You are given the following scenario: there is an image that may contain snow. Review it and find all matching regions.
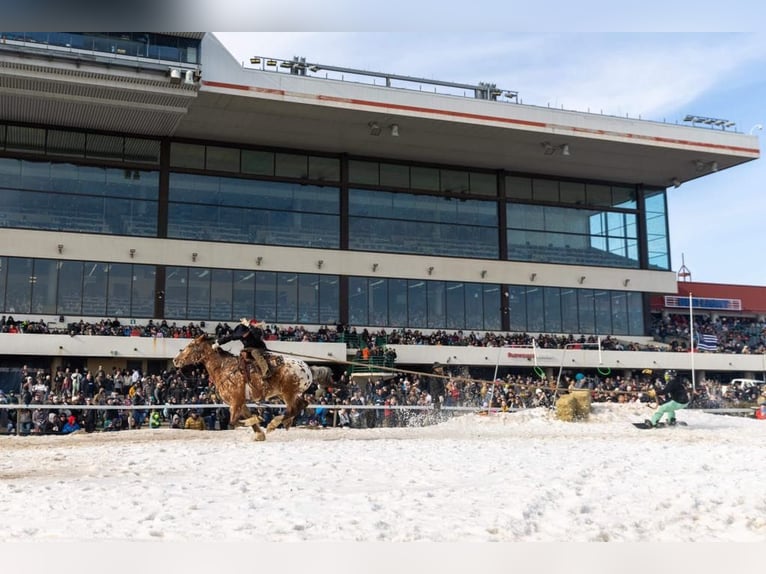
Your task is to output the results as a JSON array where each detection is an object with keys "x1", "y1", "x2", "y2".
[{"x1": 1, "y1": 403, "x2": 764, "y2": 570}]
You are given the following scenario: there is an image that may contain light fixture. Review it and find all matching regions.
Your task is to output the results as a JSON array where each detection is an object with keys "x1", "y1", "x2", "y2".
[
  {"x1": 372, "y1": 263, "x2": 379, "y2": 272},
  {"x1": 317, "y1": 260, "x2": 324, "y2": 269},
  {"x1": 694, "y1": 160, "x2": 718, "y2": 173},
  {"x1": 390, "y1": 124, "x2": 400, "y2": 137},
  {"x1": 529, "y1": 273, "x2": 536, "y2": 282},
  {"x1": 168, "y1": 68, "x2": 181, "y2": 84},
  {"x1": 266, "y1": 59, "x2": 277, "y2": 67},
  {"x1": 541, "y1": 141, "x2": 571, "y2": 156},
  {"x1": 670, "y1": 178, "x2": 681, "y2": 188},
  {"x1": 749, "y1": 124, "x2": 763, "y2": 135},
  {"x1": 480, "y1": 270, "x2": 487, "y2": 278},
  {"x1": 192, "y1": 252, "x2": 198, "y2": 262},
  {"x1": 578, "y1": 276, "x2": 586, "y2": 284},
  {"x1": 623, "y1": 278, "x2": 630, "y2": 287},
  {"x1": 427, "y1": 266, "x2": 434, "y2": 276},
  {"x1": 256, "y1": 256, "x2": 263, "y2": 266},
  {"x1": 57, "y1": 244, "x2": 63, "y2": 254},
  {"x1": 184, "y1": 70, "x2": 196, "y2": 85},
  {"x1": 368, "y1": 121, "x2": 382, "y2": 136},
  {"x1": 250, "y1": 57, "x2": 261, "y2": 65},
  {"x1": 129, "y1": 248, "x2": 136, "y2": 258}
]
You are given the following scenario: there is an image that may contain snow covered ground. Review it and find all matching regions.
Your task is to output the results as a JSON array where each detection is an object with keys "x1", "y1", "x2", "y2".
[{"x1": 1, "y1": 403, "x2": 764, "y2": 571}]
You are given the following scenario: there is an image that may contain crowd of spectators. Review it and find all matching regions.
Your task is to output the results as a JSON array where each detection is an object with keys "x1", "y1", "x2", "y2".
[{"x1": 651, "y1": 312, "x2": 766, "y2": 354}]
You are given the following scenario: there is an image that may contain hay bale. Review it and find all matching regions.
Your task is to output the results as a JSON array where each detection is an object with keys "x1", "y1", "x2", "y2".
[
  {"x1": 571, "y1": 389, "x2": 591, "y2": 420},
  {"x1": 555, "y1": 394, "x2": 577, "y2": 421}
]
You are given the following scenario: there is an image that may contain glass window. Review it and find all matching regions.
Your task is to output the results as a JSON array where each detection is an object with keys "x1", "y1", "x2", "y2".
[
  {"x1": 6, "y1": 257, "x2": 33, "y2": 314},
  {"x1": 47, "y1": 130, "x2": 86, "y2": 158},
  {"x1": 388, "y1": 279, "x2": 408, "y2": 327},
  {"x1": 526, "y1": 286, "x2": 544, "y2": 332},
  {"x1": 348, "y1": 160, "x2": 379, "y2": 185},
  {"x1": 242, "y1": 150, "x2": 274, "y2": 176},
  {"x1": 369, "y1": 278, "x2": 388, "y2": 326},
  {"x1": 57, "y1": 261, "x2": 83, "y2": 315},
  {"x1": 348, "y1": 277, "x2": 367, "y2": 325},
  {"x1": 170, "y1": 142, "x2": 205, "y2": 169},
  {"x1": 543, "y1": 287, "x2": 562, "y2": 333},
  {"x1": 206, "y1": 146, "x2": 240, "y2": 173},
  {"x1": 6, "y1": 126, "x2": 45, "y2": 154},
  {"x1": 124, "y1": 138, "x2": 161, "y2": 164},
  {"x1": 465, "y1": 283, "x2": 484, "y2": 330},
  {"x1": 586, "y1": 183, "x2": 612, "y2": 206},
  {"x1": 410, "y1": 166, "x2": 439, "y2": 191},
  {"x1": 308, "y1": 156, "x2": 340, "y2": 182},
  {"x1": 611, "y1": 291, "x2": 628, "y2": 334},
  {"x1": 164, "y1": 267, "x2": 188, "y2": 319},
  {"x1": 645, "y1": 189, "x2": 669, "y2": 270},
  {"x1": 506, "y1": 176, "x2": 532, "y2": 200},
  {"x1": 408, "y1": 280, "x2": 426, "y2": 327},
  {"x1": 427, "y1": 280, "x2": 446, "y2": 328},
  {"x1": 560, "y1": 288, "x2": 578, "y2": 333},
  {"x1": 577, "y1": 289, "x2": 595, "y2": 334},
  {"x1": 445, "y1": 282, "x2": 465, "y2": 330},
  {"x1": 319, "y1": 275, "x2": 339, "y2": 324},
  {"x1": 231, "y1": 270, "x2": 255, "y2": 319},
  {"x1": 559, "y1": 180, "x2": 586, "y2": 205},
  {"x1": 0, "y1": 124, "x2": 5, "y2": 150},
  {"x1": 440, "y1": 170, "x2": 469, "y2": 193},
  {"x1": 276, "y1": 272, "x2": 298, "y2": 323},
  {"x1": 627, "y1": 291, "x2": 644, "y2": 336},
  {"x1": 298, "y1": 274, "x2": 319, "y2": 324},
  {"x1": 106, "y1": 263, "x2": 132, "y2": 317},
  {"x1": 187, "y1": 268, "x2": 211, "y2": 319},
  {"x1": 532, "y1": 179, "x2": 558, "y2": 202},
  {"x1": 507, "y1": 286, "x2": 526, "y2": 332},
  {"x1": 483, "y1": 285, "x2": 501, "y2": 331},
  {"x1": 469, "y1": 172, "x2": 497, "y2": 197},
  {"x1": 275, "y1": 153, "x2": 308, "y2": 179},
  {"x1": 86, "y1": 134, "x2": 123, "y2": 161},
  {"x1": 29, "y1": 259, "x2": 57, "y2": 314},
  {"x1": 131, "y1": 265, "x2": 156, "y2": 318},
  {"x1": 0, "y1": 257, "x2": 6, "y2": 311},
  {"x1": 380, "y1": 163, "x2": 409, "y2": 188},
  {"x1": 613, "y1": 186, "x2": 637, "y2": 209},
  {"x1": 255, "y1": 271, "x2": 277, "y2": 323},
  {"x1": 82, "y1": 262, "x2": 108, "y2": 316},
  {"x1": 594, "y1": 290, "x2": 611, "y2": 335},
  {"x1": 210, "y1": 269, "x2": 233, "y2": 320}
]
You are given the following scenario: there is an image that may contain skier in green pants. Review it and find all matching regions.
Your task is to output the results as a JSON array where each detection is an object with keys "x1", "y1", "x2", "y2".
[{"x1": 646, "y1": 370, "x2": 690, "y2": 427}]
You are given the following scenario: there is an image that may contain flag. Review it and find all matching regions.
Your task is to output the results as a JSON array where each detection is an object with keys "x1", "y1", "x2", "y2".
[{"x1": 697, "y1": 333, "x2": 718, "y2": 352}]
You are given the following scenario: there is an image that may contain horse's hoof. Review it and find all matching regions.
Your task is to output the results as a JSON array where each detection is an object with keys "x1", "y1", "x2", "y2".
[{"x1": 253, "y1": 432, "x2": 266, "y2": 442}]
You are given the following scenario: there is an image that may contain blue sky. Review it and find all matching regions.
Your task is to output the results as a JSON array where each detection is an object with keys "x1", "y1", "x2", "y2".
[{"x1": 215, "y1": 32, "x2": 766, "y2": 286}]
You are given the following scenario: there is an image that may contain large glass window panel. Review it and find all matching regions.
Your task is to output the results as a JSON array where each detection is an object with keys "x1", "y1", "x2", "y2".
[
  {"x1": 577, "y1": 289, "x2": 595, "y2": 334},
  {"x1": 275, "y1": 153, "x2": 308, "y2": 179},
  {"x1": 445, "y1": 282, "x2": 465, "y2": 330},
  {"x1": 206, "y1": 146, "x2": 240, "y2": 173},
  {"x1": 298, "y1": 273, "x2": 320, "y2": 324},
  {"x1": 627, "y1": 291, "x2": 644, "y2": 336},
  {"x1": 380, "y1": 163, "x2": 409, "y2": 188},
  {"x1": 124, "y1": 138, "x2": 161, "y2": 164},
  {"x1": 348, "y1": 160, "x2": 379, "y2": 185},
  {"x1": 106, "y1": 263, "x2": 132, "y2": 316},
  {"x1": 506, "y1": 176, "x2": 532, "y2": 200},
  {"x1": 408, "y1": 280, "x2": 426, "y2": 327},
  {"x1": 427, "y1": 281, "x2": 446, "y2": 328},
  {"x1": 0, "y1": 257, "x2": 6, "y2": 311},
  {"x1": 388, "y1": 279, "x2": 408, "y2": 327},
  {"x1": 210, "y1": 269, "x2": 233, "y2": 320},
  {"x1": 560, "y1": 288, "x2": 578, "y2": 333},
  {"x1": 369, "y1": 278, "x2": 388, "y2": 326},
  {"x1": 348, "y1": 277, "x2": 368, "y2": 325},
  {"x1": 86, "y1": 134, "x2": 123, "y2": 161},
  {"x1": 308, "y1": 156, "x2": 340, "y2": 182},
  {"x1": 241, "y1": 150, "x2": 274, "y2": 176},
  {"x1": 48, "y1": 130, "x2": 86, "y2": 158},
  {"x1": 0, "y1": 157, "x2": 21, "y2": 188},
  {"x1": 645, "y1": 189, "x2": 670, "y2": 270},
  {"x1": 30, "y1": 259, "x2": 57, "y2": 314},
  {"x1": 6, "y1": 257, "x2": 33, "y2": 314},
  {"x1": 82, "y1": 262, "x2": 108, "y2": 316},
  {"x1": 164, "y1": 267, "x2": 189, "y2": 319},
  {"x1": 410, "y1": 166, "x2": 439, "y2": 191},
  {"x1": 507, "y1": 203, "x2": 544, "y2": 230},
  {"x1": 440, "y1": 170, "x2": 469, "y2": 193},
  {"x1": 57, "y1": 261, "x2": 83, "y2": 315},
  {"x1": 131, "y1": 265, "x2": 156, "y2": 318},
  {"x1": 594, "y1": 290, "x2": 611, "y2": 335},
  {"x1": 319, "y1": 275, "x2": 339, "y2": 325},
  {"x1": 170, "y1": 142, "x2": 205, "y2": 169},
  {"x1": 532, "y1": 179, "x2": 559, "y2": 202},
  {"x1": 232, "y1": 270, "x2": 256, "y2": 319},
  {"x1": 613, "y1": 186, "x2": 637, "y2": 209},
  {"x1": 6, "y1": 125, "x2": 45, "y2": 154},
  {"x1": 255, "y1": 272, "x2": 277, "y2": 323},
  {"x1": 507, "y1": 286, "x2": 526, "y2": 332},
  {"x1": 611, "y1": 291, "x2": 628, "y2": 335},
  {"x1": 469, "y1": 172, "x2": 497, "y2": 197},
  {"x1": 483, "y1": 285, "x2": 501, "y2": 331},
  {"x1": 526, "y1": 286, "x2": 544, "y2": 332},
  {"x1": 20, "y1": 160, "x2": 50, "y2": 191},
  {"x1": 276, "y1": 273, "x2": 298, "y2": 323},
  {"x1": 543, "y1": 287, "x2": 562, "y2": 333},
  {"x1": 186, "y1": 268, "x2": 211, "y2": 319},
  {"x1": 586, "y1": 184, "x2": 612, "y2": 206},
  {"x1": 465, "y1": 283, "x2": 484, "y2": 330},
  {"x1": 559, "y1": 180, "x2": 586, "y2": 205}
]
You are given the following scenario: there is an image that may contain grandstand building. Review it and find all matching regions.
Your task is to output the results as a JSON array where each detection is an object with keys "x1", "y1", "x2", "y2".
[{"x1": 0, "y1": 32, "x2": 761, "y2": 378}]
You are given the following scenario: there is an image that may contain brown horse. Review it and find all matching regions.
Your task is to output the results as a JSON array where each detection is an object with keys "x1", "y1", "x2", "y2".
[{"x1": 172, "y1": 335, "x2": 312, "y2": 440}]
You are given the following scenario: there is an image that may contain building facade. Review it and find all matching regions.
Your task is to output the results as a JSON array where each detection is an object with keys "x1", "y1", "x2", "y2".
[{"x1": 0, "y1": 32, "x2": 760, "y2": 370}]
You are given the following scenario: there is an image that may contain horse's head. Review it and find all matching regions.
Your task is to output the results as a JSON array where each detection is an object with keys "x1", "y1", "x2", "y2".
[{"x1": 173, "y1": 334, "x2": 214, "y2": 369}]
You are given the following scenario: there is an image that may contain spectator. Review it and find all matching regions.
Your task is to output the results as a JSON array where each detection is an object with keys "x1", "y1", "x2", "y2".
[{"x1": 184, "y1": 410, "x2": 206, "y2": 430}]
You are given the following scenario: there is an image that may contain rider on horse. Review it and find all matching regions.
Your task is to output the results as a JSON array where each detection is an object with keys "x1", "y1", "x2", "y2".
[{"x1": 212, "y1": 318, "x2": 272, "y2": 383}]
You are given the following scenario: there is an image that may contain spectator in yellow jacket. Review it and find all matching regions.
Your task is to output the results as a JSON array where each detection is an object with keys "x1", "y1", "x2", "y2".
[{"x1": 184, "y1": 410, "x2": 206, "y2": 430}]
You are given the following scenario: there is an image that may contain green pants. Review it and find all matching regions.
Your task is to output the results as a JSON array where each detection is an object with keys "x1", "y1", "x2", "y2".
[{"x1": 650, "y1": 400, "x2": 689, "y2": 425}]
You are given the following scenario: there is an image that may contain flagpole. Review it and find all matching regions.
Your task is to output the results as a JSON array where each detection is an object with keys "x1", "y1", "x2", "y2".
[{"x1": 689, "y1": 292, "x2": 696, "y2": 397}]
